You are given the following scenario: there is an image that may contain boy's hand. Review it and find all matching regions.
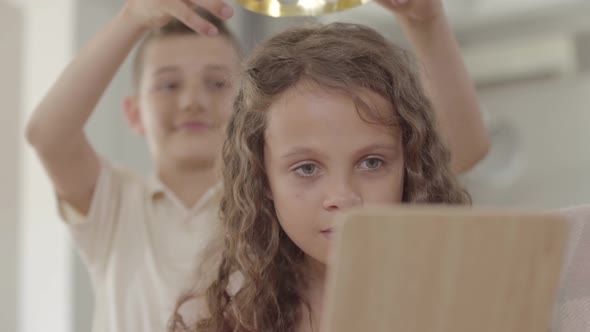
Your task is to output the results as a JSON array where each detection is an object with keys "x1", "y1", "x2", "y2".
[
  {"x1": 122, "y1": 0, "x2": 234, "y2": 36},
  {"x1": 375, "y1": 0, "x2": 444, "y2": 23}
]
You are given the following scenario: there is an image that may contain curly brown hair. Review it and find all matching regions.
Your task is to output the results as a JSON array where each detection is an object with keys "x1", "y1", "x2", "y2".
[{"x1": 170, "y1": 22, "x2": 470, "y2": 332}]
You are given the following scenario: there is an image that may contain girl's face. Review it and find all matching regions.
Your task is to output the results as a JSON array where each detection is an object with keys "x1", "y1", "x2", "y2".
[{"x1": 264, "y1": 82, "x2": 405, "y2": 265}]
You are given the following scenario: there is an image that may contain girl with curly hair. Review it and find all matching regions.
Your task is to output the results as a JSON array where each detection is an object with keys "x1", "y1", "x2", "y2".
[{"x1": 171, "y1": 21, "x2": 471, "y2": 332}]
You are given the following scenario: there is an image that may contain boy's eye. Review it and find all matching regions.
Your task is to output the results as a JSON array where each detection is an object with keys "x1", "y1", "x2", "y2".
[
  {"x1": 294, "y1": 163, "x2": 319, "y2": 177},
  {"x1": 360, "y1": 158, "x2": 383, "y2": 170},
  {"x1": 206, "y1": 79, "x2": 228, "y2": 89},
  {"x1": 156, "y1": 82, "x2": 179, "y2": 91}
]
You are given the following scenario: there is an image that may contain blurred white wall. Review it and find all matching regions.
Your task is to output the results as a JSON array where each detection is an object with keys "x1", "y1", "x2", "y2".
[
  {"x1": 16, "y1": 2, "x2": 77, "y2": 332},
  {"x1": 464, "y1": 74, "x2": 590, "y2": 208},
  {"x1": 0, "y1": 3, "x2": 22, "y2": 331}
]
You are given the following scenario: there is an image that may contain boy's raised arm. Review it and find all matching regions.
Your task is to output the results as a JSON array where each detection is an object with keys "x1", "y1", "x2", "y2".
[{"x1": 25, "y1": 0, "x2": 232, "y2": 215}]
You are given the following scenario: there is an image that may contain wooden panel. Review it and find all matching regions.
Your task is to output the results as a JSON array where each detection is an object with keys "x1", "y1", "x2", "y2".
[{"x1": 322, "y1": 207, "x2": 567, "y2": 332}]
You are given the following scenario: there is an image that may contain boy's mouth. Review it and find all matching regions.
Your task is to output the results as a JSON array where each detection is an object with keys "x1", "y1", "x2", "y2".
[{"x1": 177, "y1": 121, "x2": 213, "y2": 131}]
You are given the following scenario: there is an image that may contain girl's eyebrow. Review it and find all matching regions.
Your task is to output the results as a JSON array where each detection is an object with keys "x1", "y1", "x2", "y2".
[
  {"x1": 280, "y1": 147, "x2": 321, "y2": 160},
  {"x1": 354, "y1": 143, "x2": 399, "y2": 156},
  {"x1": 280, "y1": 143, "x2": 399, "y2": 161}
]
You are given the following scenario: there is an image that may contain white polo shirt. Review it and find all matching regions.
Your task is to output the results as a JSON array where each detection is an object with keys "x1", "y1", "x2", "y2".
[{"x1": 59, "y1": 158, "x2": 223, "y2": 332}]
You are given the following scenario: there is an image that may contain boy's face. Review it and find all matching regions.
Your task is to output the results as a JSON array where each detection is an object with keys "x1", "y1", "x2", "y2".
[
  {"x1": 264, "y1": 83, "x2": 405, "y2": 266},
  {"x1": 125, "y1": 34, "x2": 240, "y2": 169}
]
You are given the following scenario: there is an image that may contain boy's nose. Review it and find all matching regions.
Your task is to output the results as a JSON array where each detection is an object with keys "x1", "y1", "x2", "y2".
[
  {"x1": 180, "y1": 86, "x2": 209, "y2": 113},
  {"x1": 182, "y1": 100, "x2": 205, "y2": 113}
]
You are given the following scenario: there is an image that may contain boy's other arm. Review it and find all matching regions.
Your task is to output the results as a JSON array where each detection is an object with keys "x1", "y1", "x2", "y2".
[
  {"x1": 380, "y1": 0, "x2": 490, "y2": 173},
  {"x1": 399, "y1": 15, "x2": 490, "y2": 173}
]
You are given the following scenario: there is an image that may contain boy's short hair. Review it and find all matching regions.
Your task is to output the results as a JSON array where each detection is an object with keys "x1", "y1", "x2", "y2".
[{"x1": 132, "y1": 7, "x2": 241, "y2": 88}]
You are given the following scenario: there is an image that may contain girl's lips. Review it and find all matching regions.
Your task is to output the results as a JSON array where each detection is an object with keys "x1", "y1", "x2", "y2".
[{"x1": 320, "y1": 228, "x2": 334, "y2": 238}]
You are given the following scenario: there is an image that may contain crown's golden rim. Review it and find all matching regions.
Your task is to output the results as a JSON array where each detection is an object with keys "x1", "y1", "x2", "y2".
[{"x1": 235, "y1": 0, "x2": 370, "y2": 17}]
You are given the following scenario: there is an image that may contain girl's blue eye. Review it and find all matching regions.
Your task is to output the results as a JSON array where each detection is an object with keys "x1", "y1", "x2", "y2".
[
  {"x1": 360, "y1": 158, "x2": 383, "y2": 170},
  {"x1": 294, "y1": 164, "x2": 318, "y2": 177}
]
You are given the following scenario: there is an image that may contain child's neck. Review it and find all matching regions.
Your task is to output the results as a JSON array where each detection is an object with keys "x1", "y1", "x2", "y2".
[{"x1": 156, "y1": 161, "x2": 219, "y2": 208}]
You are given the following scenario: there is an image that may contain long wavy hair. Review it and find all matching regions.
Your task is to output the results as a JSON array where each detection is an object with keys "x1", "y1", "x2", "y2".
[{"x1": 170, "y1": 22, "x2": 470, "y2": 332}]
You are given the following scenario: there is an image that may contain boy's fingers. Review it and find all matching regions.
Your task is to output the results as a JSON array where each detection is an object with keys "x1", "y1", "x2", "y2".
[
  {"x1": 187, "y1": 0, "x2": 234, "y2": 21},
  {"x1": 166, "y1": 0, "x2": 219, "y2": 36}
]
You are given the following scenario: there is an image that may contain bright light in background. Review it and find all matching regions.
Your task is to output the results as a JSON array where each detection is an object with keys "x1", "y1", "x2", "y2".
[
  {"x1": 298, "y1": 0, "x2": 324, "y2": 11},
  {"x1": 269, "y1": 0, "x2": 281, "y2": 18}
]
